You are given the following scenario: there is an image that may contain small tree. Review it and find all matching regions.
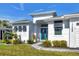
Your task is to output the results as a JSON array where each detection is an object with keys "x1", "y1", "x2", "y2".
[
  {"x1": 2, "y1": 32, "x2": 13, "y2": 44},
  {"x1": 11, "y1": 32, "x2": 22, "y2": 44},
  {"x1": 3, "y1": 31, "x2": 18, "y2": 40},
  {"x1": 0, "y1": 20, "x2": 11, "y2": 28},
  {"x1": 13, "y1": 33, "x2": 18, "y2": 40},
  {"x1": 3, "y1": 32, "x2": 13, "y2": 40}
]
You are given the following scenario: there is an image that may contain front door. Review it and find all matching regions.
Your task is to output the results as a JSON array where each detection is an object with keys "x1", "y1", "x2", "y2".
[{"x1": 40, "y1": 28, "x2": 48, "y2": 40}]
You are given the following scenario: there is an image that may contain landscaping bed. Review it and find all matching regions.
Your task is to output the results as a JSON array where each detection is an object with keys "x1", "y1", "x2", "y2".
[{"x1": 42, "y1": 40, "x2": 67, "y2": 48}]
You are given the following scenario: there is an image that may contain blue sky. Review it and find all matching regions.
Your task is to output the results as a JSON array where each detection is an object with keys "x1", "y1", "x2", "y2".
[{"x1": 0, "y1": 3, "x2": 79, "y2": 21}]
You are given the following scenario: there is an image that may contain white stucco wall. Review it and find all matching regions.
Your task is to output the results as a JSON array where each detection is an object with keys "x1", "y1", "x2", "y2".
[
  {"x1": 48, "y1": 20, "x2": 70, "y2": 47},
  {"x1": 12, "y1": 24, "x2": 29, "y2": 43},
  {"x1": 69, "y1": 17, "x2": 79, "y2": 48},
  {"x1": 29, "y1": 23, "x2": 33, "y2": 39},
  {"x1": 33, "y1": 24, "x2": 40, "y2": 42},
  {"x1": 36, "y1": 24, "x2": 40, "y2": 41},
  {"x1": 69, "y1": 18, "x2": 76, "y2": 48}
]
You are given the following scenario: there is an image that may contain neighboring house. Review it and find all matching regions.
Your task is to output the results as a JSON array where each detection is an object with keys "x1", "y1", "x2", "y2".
[{"x1": 12, "y1": 11, "x2": 79, "y2": 48}]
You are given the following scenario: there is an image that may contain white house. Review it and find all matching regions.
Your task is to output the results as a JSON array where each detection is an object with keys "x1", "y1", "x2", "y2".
[
  {"x1": 12, "y1": 11, "x2": 79, "y2": 48},
  {"x1": 12, "y1": 20, "x2": 33, "y2": 43}
]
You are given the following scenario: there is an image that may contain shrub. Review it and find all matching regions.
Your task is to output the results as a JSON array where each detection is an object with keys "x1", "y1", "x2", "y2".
[
  {"x1": 0, "y1": 40, "x2": 2, "y2": 43},
  {"x1": 11, "y1": 39, "x2": 21, "y2": 44},
  {"x1": 13, "y1": 34, "x2": 18, "y2": 39},
  {"x1": 52, "y1": 40, "x2": 60, "y2": 47},
  {"x1": 3, "y1": 32, "x2": 13, "y2": 40},
  {"x1": 52, "y1": 40, "x2": 67, "y2": 48},
  {"x1": 60, "y1": 40, "x2": 67, "y2": 48},
  {"x1": 1, "y1": 39, "x2": 11, "y2": 44},
  {"x1": 27, "y1": 40, "x2": 34, "y2": 44},
  {"x1": 42, "y1": 40, "x2": 51, "y2": 47}
]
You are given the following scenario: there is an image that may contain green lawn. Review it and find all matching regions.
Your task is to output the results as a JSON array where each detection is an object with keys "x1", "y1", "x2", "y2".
[{"x1": 0, "y1": 44, "x2": 79, "y2": 56}]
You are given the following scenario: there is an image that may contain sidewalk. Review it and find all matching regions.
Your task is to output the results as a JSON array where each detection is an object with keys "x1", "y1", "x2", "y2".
[{"x1": 31, "y1": 42, "x2": 79, "y2": 52}]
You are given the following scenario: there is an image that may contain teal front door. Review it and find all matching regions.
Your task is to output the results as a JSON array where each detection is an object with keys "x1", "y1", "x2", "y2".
[{"x1": 40, "y1": 28, "x2": 48, "y2": 40}]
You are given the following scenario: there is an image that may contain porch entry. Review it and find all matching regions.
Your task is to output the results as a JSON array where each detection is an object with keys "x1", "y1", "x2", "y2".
[{"x1": 40, "y1": 24, "x2": 48, "y2": 40}]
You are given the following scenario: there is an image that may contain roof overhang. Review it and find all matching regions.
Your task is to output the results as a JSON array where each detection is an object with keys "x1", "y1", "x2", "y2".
[
  {"x1": 37, "y1": 13, "x2": 79, "y2": 22},
  {"x1": 35, "y1": 16, "x2": 64, "y2": 23},
  {"x1": 12, "y1": 20, "x2": 32, "y2": 25},
  {"x1": 63, "y1": 13, "x2": 79, "y2": 19},
  {"x1": 30, "y1": 11, "x2": 57, "y2": 17}
]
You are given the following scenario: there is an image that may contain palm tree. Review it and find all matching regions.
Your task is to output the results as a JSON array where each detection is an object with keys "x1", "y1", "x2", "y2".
[
  {"x1": 2, "y1": 20, "x2": 9, "y2": 27},
  {"x1": 0, "y1": 20, "x2": 11, "y2": 28},
  {"x1": 0, "y1": 20, "x2": 3, "y2": 27}
]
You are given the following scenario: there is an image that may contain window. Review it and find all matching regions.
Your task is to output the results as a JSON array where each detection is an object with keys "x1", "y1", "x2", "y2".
[
  {"x1": 54, "y1": 27, "x2": 62, "y2": 35},
  {"x1": 23, "y1": 26, "x2": 27, "y2": 32},
  {"x1": 54, "y1": 20, "x2": 63, "y2": 35},
  {"x1": 65, "y1": 20, "x2": 69, "y2": 28},
  {"x1": 14, "y1": 26, "x2": 18, "y2": 32},
  {"x1": 76, "y1": 23, "x2": 79, "y2": 26},
  {"x1": 41, "y1": 24, "x2": 48, "y2": 27},
  {"x1": 19, "y1": 26, "x2": 22, "y2": 32}
]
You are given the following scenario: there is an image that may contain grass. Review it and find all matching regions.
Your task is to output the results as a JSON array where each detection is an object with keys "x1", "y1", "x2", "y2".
[{"x1": 0, "y1": 44, "x2": 79, "y2": 56}]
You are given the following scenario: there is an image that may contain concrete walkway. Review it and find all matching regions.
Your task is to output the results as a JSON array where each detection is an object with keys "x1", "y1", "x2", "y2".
[{"x1": 31, "y1": 42, "x2": 79, "y2": 52}]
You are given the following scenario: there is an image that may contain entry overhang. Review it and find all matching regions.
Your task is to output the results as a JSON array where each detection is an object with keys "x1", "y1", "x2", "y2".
[{"x1": 35, "y1": 16, "x2": 65, "y2": 24}]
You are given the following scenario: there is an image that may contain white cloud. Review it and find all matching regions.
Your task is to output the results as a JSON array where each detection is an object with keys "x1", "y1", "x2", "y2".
[
  {"x1": 11, "y1": 3, "x2": 24, "y2": 11},
  {"x1": 20, "y1": 3, "x2": 24, "y2": 11},
  {"x1": 28, "y1": 9, "x2": 44, "y2": 14},
  {"x1": 10, "y1": 5, "x2": 20, "y2": 10},
  {"x1": 33, "y1": 9, "x2": 44, "y2": 12}
]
